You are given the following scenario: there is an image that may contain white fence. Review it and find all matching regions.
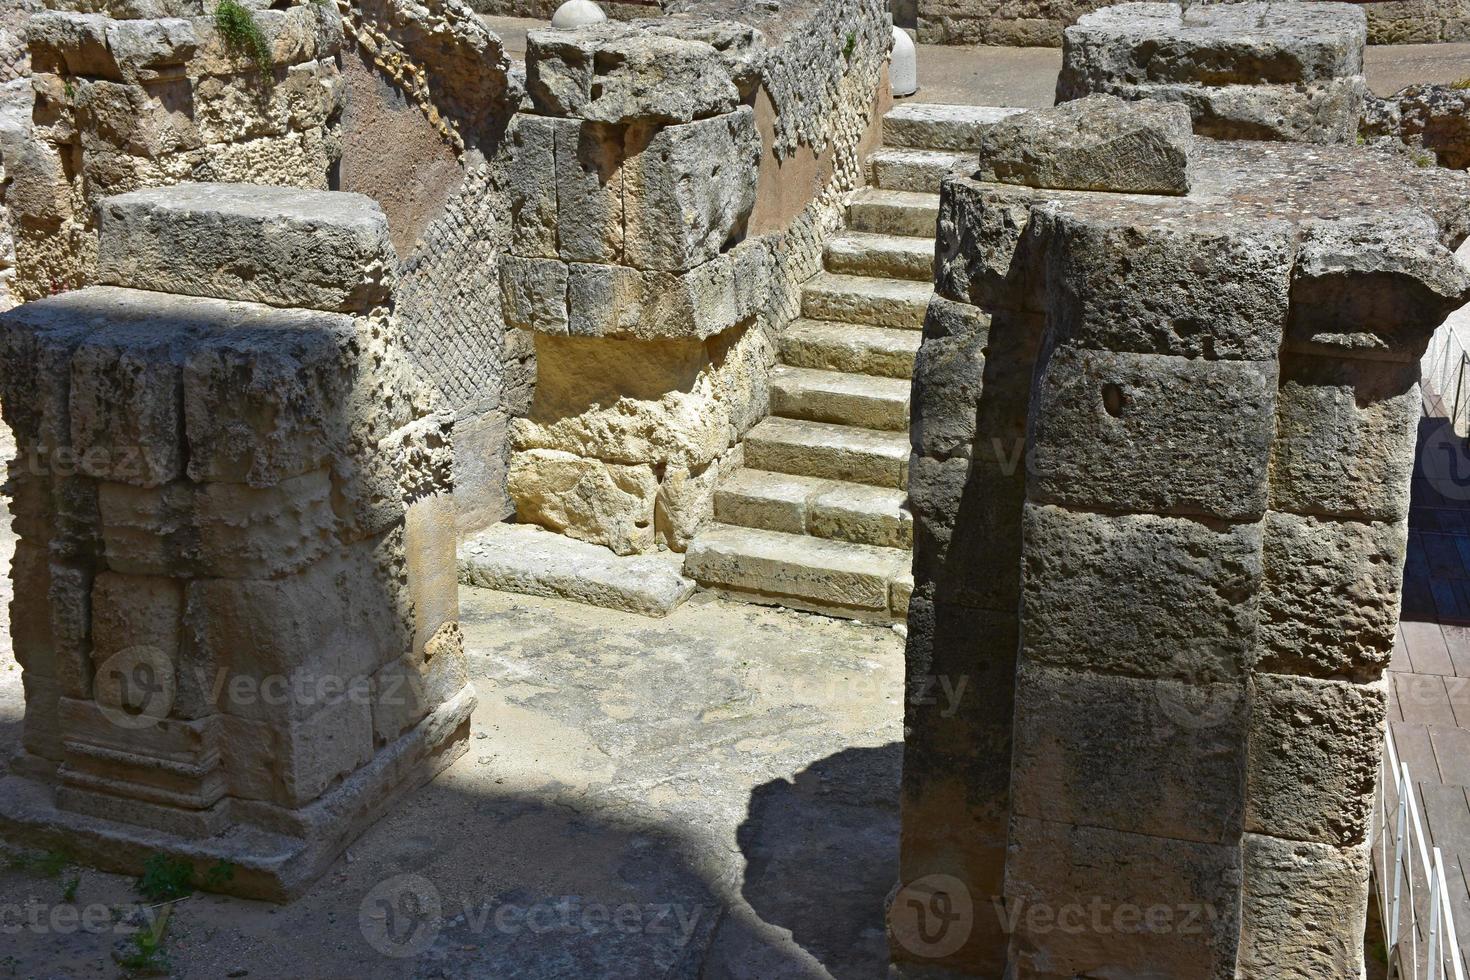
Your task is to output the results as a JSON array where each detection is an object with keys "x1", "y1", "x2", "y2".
[{"x1": 1373, "y1": 725, "x2": 1468, "y2": 980}]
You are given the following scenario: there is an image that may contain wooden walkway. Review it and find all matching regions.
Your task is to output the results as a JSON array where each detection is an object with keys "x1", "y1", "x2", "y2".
[{"x1": 1386, "y1": 409, "x2": 1470, "y2": 965}]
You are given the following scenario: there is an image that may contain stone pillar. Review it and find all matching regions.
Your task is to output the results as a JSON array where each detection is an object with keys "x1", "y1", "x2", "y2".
[
  {"x1": 0, "y1": 183, "x2": 472, "y2": 901},
  {"x1": 9, "y1": 0, "x2": 345, "y2": 300},
  {"x1": 896, "y1": 97, "x2": 1470, "y2": 976},
  {"x1": 499, "y1": 21, "x2": 772, "y2": 556},
  {"x1": 1057, "y1": 1, "x2": 1368, "y2": 144}
]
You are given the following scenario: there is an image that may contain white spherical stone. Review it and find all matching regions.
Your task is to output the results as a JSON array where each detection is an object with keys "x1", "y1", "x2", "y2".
[
  {"x1": 551, "y1": 0, "x2": 607, "y2": 29},
  {"x1": 891, "y1": 26, "x2": 918, "y2": 98}
]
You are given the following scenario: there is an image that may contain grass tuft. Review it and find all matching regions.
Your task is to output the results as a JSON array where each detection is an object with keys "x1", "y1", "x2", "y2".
[{"x1": 214, "y1": 0, "x2": 273, "y2": 78}]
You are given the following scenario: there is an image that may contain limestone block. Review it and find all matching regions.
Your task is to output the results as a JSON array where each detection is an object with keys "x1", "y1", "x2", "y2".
[
  {"x1": 934, "y1": 177, "x2": 1044, "y2": 314},
  {"x1": 1041, "y1": 206, "x2": 1295, "y2": 362},
  {"x1": 369, "y1": 635, "x2": 468, "y2": 747},
  {"x1": 335, "y1": 410, "x2": 456, "y2": 544},
  {"x1": 910, "y1": 296, "x2": 989, "y2": 458},
  {"x1": 7, "y1": 471, "x2": 100, "y2": 564},
  {"x1": 1021, "y1": 503, "x2": 1261, "y2": 682},
  {"x1": 1269, "y1": 355, "x2": 1420, "y2": 521},
  {"x1": 635, "y1": 16, "x2": 765, "y2": 99},
  {"x1": 1238, "y1": 834, "x2": 1369, "y2": 980},
  {"x1": 190, "y1": 58, "x2": 344, "y2": 145},
  {"x1": 56, "y1": 784, "x2": 229, "y2": 840},
  {"x1": 622, "y1": 107, "x2": 759, "y2": 272},
  {"x1": 403, "y1": 492, "x2": 460, "y2": 661},
  {"x1": 21, "y1": 671, "x2": 64, "y2": 762},
  {"x1": 191, "y1": 3, "x2": 343, "y2": 77},
  {"x1": 1256, "y1": 511, "x2": 1405, "y2": 679},
  {"x1": 184, "y1": 556, "x2": 396, "y2": 724},
  {"x1": 500, "y1": 255, "x2": 570, "y2": 334},
  {"x1": 555, "y1": 118, "x2": 625, "y2": 263},
  {"x1": 1028, "y1": 346, "x2": 1277, "y2": 521},
  {"x1": 72, "y1": 78, "x2": 202, "y2": 159},
  {"x1": 96, "y1": 473, "x2": 337, "y2": 579},
  {"x1": 96, "y1": 183, "x2": 396, "y2": 314},
  {"x1": 1005, "y1": 817, "x2": 1242, "y2": 980},
  {"x1": 180, "y1": 301, "x2": 359, "y2": 486},
  {"x1": 11, "y1": 543, "x2": 56, "y2": 679},
  {"x1": 506, "y1": 114, "x2": 560, "y2": 259},
  {"x1": 975, "y1": 94, "x2": 1193, "y2": 195},
  {"x1": 526, "y1": 24, "x2": 738, "y2": 124},
  {"x1": 508, "y1": 447, "x2": 658, "y2": 556},
  {"x1": 566, "y1": 255, "x2": 741, "y2": 341},
  {"x1": 513, "y1": 332, "x2": 735, "y2": 469},
  {"x1": 654, "y1": 457, "x2": 721, "y2": 554},
  {"x1": 1246, "y1": 673, "x2": 1385, "y2": 846},
  {"x1": 58, "y1": 698, "x2": 224, "y2": 809},
  {"x1": 48, "y1": 562, "x2": 94, "y2": 700},
  {"x1": 90, "y1": 572, "x2": 183, "y2": 706},
  {"x1": 219, "y1": 694, "x2": 374, "y2": 808},
  {"x1": 1290, "y1": 213, "x2": 1470, "y2": 359},
  {"x1": 67, "y1": 323, "x2": 186, "y2": 488},
  {"x1": 908, "y1": 452, "x2": 1025, "y2": 611},
  {"x1": 0, "y1": 289, "x2": 114, "y2": 451},
  {"x1": 1011, "y1": 664, "x2": 1246, "y2": 844},
  {"x1": 26, "y1": 13, "x2": 196, "y2": 83},
  {"x1": 1057, "y1": 2, "x2": 1366, "y2": 93},
  {"x1": 1105, "y1": 78, "x2": 1367, "y2": 144}
]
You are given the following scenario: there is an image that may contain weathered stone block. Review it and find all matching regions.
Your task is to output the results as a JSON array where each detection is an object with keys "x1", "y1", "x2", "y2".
[
  {"x1": 90, "y1": 572, "x2": 182, "y2": 695},
  {"x1": 566, "y1": 254, "x2": 741, "y2": 341},
  {"x1": 1011, "y1": 663, "x2": 1246, "y2": 844},
  {"x1": 47, "y1": 561, "x2": 94, "y2": 700},
  {"x1": 975, "y1": 94, "x2": 1194, "y2": 195},
  {"x1": 1005, "y1": 817, "x2": 1242, "y2": 980},
  {"x1": 68, "y1": 324, "x2": 185, "y2": 487},
  {"x1": 500, "y1": 255, "x2": 570, "y2": 335},
  {"x1": 96, "y1": 183, "x2": 395, "y2": 314},
  {"x1": 1255, "y1": 511, "x2": 1405, "y2": 679},
  {"x1": 20, "y1": 670, "x2": 64, "y2": 762},
  {"x1": 622, "y1": 107, "x2": 759, "y2": 272},
  {"x1": 1028, "y1": 346, "x2": 1278, "y2": 520},
  {"x1": 506, "y1": 113, "x2": 559, "y2": 259},
  {"x1": 1021, "y1": 503, "x2": 1261, "y2": 682},
  {"x1": 934, "y1": 177, "x2": 1044, "y2": 313},
  {"x1": 1245, "y1": 673, "x2": 1385, "y2": 847},
  {"x1": 508, "y1": 447, "x2": 658, "y2": 556},
  {"x1": 219, "y1": 694, "x2": 374, "y2": 808},
  {"x1": 1269, "y1": 354, "x2": 1420, "y2": 521},
  {"x1": 1238, "y1": 834, "x2": 1369, "y2": 980},
  {"x1": 369, "y1": 637, "x2": 468, "y2": 747},
  {"x1": 910, "y1": 296, "x2": 989, "y2": 458},
  {"x1": 1289, "y1": 213, "x2": 1470, "y2": 360},
  {"x1": 526, "y1": 23, "x2": 738, "y2": 124},
  {"x1": 908, "y1": 452, "x2": 1025, "y2": 611},
  {"x1": 1041, "y1": 206, "x2": 1295, "y2": 361},
  {"x1": 555, "y1": 118, "x2": 625, "y2": 264}
]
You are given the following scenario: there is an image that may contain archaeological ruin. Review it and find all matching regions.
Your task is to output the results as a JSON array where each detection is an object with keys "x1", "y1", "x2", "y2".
[{"x1": 0, "y1": 0, "x2": 1469, "y2": 976}]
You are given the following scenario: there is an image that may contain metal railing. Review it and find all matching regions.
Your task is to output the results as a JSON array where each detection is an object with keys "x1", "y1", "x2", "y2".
[
  {"x1": 1373, "y1": 725, "x2": 1468, "y2": 980},
  {"x1": 1422, "y1": 320, "x2": 1470, "y2": 438}
]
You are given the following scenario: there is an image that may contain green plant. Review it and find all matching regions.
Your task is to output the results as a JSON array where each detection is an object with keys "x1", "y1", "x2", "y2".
[
  {"x1": 1451, "y1": 76, "x2": 1470, "y2": 90},
  {"x1": 202, "y1": 859, "x2": 235, "y2": 890},
  {"x1": 1412, "y1": 149, "x2": 1436, "y2": 168},
  {"x1": 214, "y1": 0, "x2": 273, "y2": 78},
  {"x1": 843, "y1": 31, "x2": 856, "y2": 61},
  {"x1": 136, "y1": 854, "x2": 195, "y2": 902},
  {"x1": 61, "y1": 875, "x2": 80, "y2": 903},
  {"x1": 117, "y1": 906, "x2": 173, "y2": 976},
  {"x1": 7, "y1": 848, "x2": 73, "y2": 878}
]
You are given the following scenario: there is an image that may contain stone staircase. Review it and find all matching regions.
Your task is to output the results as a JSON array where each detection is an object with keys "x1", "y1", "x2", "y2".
[{"x1": 684, "y1": 103, "x2": 1018, "y2": 622}]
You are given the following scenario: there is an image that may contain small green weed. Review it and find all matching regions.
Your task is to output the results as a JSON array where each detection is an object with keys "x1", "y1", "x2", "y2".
[
  {"x1": 136, "y1": 854, "x2": 195, "y2": 902},
  {"x1": 214, "y1": 0, "x2": 273, "y2": 78}
]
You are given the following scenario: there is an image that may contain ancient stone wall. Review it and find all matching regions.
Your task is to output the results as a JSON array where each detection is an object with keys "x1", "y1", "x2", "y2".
[
  {"x1": 469, "y1": 0, "x2": 661, "y2": 19},
  {"x1": 0, "y1": 182, "x2": 472, "y2": 899},
  {"x1": 896, "y1": 101, "x2": 1470, "y2": 976},
  {"x1": 496, "y1": 3, "x2": 889, "y2": 556},
  {"x1": 7, "y1": 0, "x2": 344, "y2": 302},
  {"x1": 917, "y1": 0, "x2": 1470, "y2": 46},
  {"x1": 337, "y1": 0, "x2": 522, "y2": 533}
]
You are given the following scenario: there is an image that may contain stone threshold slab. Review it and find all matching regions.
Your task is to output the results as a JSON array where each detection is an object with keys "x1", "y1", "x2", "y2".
[
  {"x1": 458, "y1": 523, "x2": 696, "y2": 617},
  {"x1": 0, "y1": 689, "x2": 474, "y2": 902}
]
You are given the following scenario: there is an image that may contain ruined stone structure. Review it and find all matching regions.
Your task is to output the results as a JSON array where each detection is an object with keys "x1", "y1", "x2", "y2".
[
  {"x1": 0, "y1": 184, "x2": 472, "y2": 899},
  {"x1": 1364, "y1": 83, "x2": 1470, "y2": 170},
  {"x1": 1057, "y1": 2, "x2": 1369, "y2": 144},
  {"x1": 896, "y1": 95, "x2": 1470, "y2": 976},
  {"x1": 8, "y1": 0, "x2": 344, "y2": 302},
  {"x1": 910, "y1": 0, "x2": 1470, "y2": 47}
]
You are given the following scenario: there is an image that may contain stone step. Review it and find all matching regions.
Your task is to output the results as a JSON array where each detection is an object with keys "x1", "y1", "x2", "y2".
[
  {"x1": 743, "y1": 416, "x2": 909, "y2": 489},
  {"x1": 847, "y1": 187, "x2": 940, "y2": 239},
  {"x1": 883, "y1": 103, "x2": 1027, "y2": 151},
  {"x1": 870, "y1": 147, "x2": 972, "y2": 193},
  {"x1": 779, "y1": 319, "x2": 921, "y2": 380},
  {"x1": 824, "y1": 231, "x2": 934, "y2": 282},
  {"x1": 801, "y1": 272, "x2": 931, "y2": 329},
  {"x1": 715, "y1": 468, "x2": 913, "y2": 550},
  {"x1": 770, "y1": 364, "x2": 911, "y2": 431},
  {"x1": 683, "y1": 522, "x2": 912, "y2": 622}
]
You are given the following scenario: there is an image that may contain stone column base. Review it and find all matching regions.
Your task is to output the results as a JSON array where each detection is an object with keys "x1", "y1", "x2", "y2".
[{"x1": 0, "y1": 688, "x2": 474, "y2": 902}]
